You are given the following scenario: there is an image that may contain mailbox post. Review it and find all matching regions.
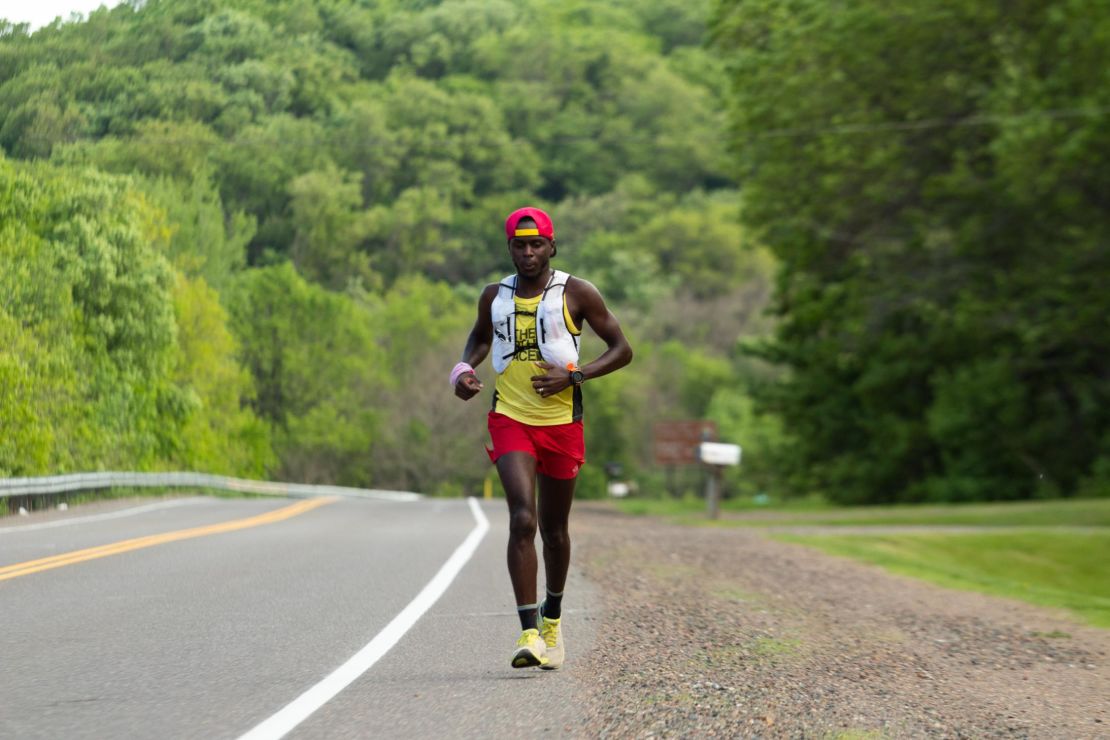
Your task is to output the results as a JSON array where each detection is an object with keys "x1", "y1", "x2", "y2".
[{"x1": 698, "y1": 442, "x2": 742, "y2": 519}]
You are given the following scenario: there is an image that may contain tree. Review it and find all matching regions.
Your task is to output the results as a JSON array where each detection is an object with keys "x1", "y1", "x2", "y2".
[
  {"x1": 227, "y1": 263, "x2": 385, "y2": 484},
  {"x1": 142, "y1": 171, "x2": 254, "y2": 292},
  {"x1": 712, "y1": 0, "x2": 1110, "y2": 502},
  {"x1": 168, "y1": 272, "x2": 272, "y2": 476},
  {"x1": 1, "y1": 153, "x2": 274, "y2": 476},
  {"x1": 287, "y1": 164, "x2": 375, "y2": 290}
]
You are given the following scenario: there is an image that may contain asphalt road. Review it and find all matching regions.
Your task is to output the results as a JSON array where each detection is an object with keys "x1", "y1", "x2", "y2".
[{"x1": 0, "y1": 495, "x2": 598, "y2": 739}]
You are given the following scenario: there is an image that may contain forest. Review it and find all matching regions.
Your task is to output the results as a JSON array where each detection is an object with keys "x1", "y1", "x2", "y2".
[{"x1": 1, "y1": 0, "x2": 1106, "y2": 504}]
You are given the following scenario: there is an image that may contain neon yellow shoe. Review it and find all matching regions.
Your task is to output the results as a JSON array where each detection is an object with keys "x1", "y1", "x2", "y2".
[
  {"x1": 539, "y1": 615, "x2": 563, "y2": 670},
  {"x1": 510, "y1": 628, "x2": 549, "y2": 668}
]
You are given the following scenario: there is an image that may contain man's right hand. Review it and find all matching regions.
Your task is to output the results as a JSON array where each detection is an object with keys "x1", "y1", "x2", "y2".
[{"x1": 454, "y1": 373, "x2": 483, "y2": 400}]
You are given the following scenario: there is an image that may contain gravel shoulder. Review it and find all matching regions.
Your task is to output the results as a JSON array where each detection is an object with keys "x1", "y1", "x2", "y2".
[{"x1": 571, "y1": 503, "x2": 1110, "y2": 738}]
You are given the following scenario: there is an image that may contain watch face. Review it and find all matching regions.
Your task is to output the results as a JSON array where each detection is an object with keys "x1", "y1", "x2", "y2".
[{"x1": 571, "y1": 370, "x2": 585, "y2": 385}]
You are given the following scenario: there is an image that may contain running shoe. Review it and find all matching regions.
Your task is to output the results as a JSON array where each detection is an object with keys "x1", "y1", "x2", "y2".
[
  {"x1": 538, "y1": 600, "x2": 564, "y2": 670},
  {"x1": 510, "y1": 628, "x2": 549, "y2": 668}
]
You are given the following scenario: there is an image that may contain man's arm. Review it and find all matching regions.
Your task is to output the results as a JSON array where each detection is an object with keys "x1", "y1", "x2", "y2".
[
  {"x1": 455, "y1": 284, "x2": 498, "y2": 401},
  {"x1": 531, "y1": 278, "x2": 633, "y2": 397}
]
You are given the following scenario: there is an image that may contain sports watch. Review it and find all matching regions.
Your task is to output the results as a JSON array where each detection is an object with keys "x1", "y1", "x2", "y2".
[{"x1": 568, "y1": 364, "x2": 585, "y2": 386}]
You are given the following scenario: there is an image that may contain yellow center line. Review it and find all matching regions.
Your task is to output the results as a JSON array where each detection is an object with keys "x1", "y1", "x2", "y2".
[{"x1": 0, "y1": 497, "x2": 338, "y2": 582}]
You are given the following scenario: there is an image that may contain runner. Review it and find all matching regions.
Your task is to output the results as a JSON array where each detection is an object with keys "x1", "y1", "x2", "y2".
[{"x1": 452, "y1": 207, "x2": 633, "y2": 669}]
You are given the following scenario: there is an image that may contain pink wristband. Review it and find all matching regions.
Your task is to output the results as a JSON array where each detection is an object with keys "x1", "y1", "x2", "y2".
[{"x1": 450, "y1": 362, "x2": 475, "y2": 387}]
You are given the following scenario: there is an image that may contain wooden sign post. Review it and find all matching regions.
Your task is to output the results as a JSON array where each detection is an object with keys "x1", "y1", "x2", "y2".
[
  {"x1": 653, "y1": 420, "x2": 720, "y2": 503},
  {"x1": 653, "y1": 421, "x2": 718, "y2": 466}
]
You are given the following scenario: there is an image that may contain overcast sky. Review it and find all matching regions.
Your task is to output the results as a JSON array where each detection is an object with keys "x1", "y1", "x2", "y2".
[{"x1": 1, "y1": 0, "x2": 124, "y2": 30}]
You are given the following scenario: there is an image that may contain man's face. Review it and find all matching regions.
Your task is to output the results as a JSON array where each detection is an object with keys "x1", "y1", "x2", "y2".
[{"x1": 508, "y1": 220, "x2": 554, "y2": 278}]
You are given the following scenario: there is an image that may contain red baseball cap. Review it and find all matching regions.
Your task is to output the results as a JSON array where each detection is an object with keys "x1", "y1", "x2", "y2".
[{"x1": 505, "y1": 207, "x2": 554, "y2": 241}]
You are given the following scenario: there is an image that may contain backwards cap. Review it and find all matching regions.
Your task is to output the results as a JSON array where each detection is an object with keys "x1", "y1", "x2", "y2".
[{"x1": 505, "y1": 207, "x2": 554, "y2": 241}]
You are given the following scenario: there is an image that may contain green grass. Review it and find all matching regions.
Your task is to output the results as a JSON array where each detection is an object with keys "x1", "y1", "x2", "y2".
[
  {"x1": 751, "y1": 636, "x2": 802, "y2": 658},
  {"x1": 615, "y1": 496, "x2": 1110, "y2": 528},
  {"x1": 777, "y1": 531, "x2": 1110, "y2": 628},
  {"x1": 615, "y1": 493, "x2": 831, "y2": 517}
]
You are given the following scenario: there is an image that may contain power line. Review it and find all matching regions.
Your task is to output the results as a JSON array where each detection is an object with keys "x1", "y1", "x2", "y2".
[{"x1": 751, "y1": 106, "x2": 1110, "y2": 140}]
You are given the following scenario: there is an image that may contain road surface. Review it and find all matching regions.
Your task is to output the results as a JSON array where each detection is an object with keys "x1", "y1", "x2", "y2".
[{"x1": 0, "y1": 495, "x2": 597, "y2": 739}]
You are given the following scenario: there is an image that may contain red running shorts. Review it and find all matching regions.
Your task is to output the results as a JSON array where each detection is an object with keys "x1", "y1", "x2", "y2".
[{"x1": 486, "y1": 411, "x2": 585, "y2": 480}]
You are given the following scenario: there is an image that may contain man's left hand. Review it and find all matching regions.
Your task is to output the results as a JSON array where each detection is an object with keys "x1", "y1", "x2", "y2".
[{"x1": 531, "y1": 361, "x2": 570, "y2": 397}]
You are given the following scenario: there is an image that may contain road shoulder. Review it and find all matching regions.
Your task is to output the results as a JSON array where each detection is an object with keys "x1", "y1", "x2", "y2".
[{"x1": 572, "y1": 504, "x2": 1110, "y2": 737}]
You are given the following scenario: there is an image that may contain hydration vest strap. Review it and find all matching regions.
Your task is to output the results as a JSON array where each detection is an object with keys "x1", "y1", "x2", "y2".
[{"x1": 540, "y1": 272, "x2": 561, "y2": 299}]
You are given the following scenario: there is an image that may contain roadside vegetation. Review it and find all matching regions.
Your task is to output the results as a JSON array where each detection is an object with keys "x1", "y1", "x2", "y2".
[{"x1": 777, "y1": 532, "x2": 1110, "y2": 628}]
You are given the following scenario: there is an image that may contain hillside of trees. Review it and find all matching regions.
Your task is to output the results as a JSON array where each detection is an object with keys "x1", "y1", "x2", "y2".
[
  {"x1": 0, "y1": 0, "x2": 779, "y2": 499},
  {"x1": 2, "y1": 0, "x2": 1105, "y2": 505}
]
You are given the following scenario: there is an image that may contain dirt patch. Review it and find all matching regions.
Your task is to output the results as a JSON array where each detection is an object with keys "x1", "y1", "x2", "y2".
[{"x1": 571, "y1": 504, "x2": 1109, "y2": 738}]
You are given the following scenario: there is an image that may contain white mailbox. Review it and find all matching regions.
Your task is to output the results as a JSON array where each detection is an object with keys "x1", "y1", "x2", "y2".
[{"x1": 698, "y1": 442, "x2": 741, "y2": 466}]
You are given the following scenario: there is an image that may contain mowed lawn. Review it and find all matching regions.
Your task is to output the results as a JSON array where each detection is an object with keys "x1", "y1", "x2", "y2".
[
  {"x1": 618, "y1": 496, "x2": 1110, "y2": 528},
  {"x1": 776, "y1": 531, "x2": 1110, "y2": 628}
]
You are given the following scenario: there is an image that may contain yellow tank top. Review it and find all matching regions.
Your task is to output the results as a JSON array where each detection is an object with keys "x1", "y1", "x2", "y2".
[{"x1": 493, "y1": 293, "x2": 583, "y2": 426}]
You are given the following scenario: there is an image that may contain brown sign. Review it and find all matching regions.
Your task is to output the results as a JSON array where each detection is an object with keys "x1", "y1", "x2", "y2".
[{"x1": 653, "y1": 420, "x2": 718, "y2": 465}]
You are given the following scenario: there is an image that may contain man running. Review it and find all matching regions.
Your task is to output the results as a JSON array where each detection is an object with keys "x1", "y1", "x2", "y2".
[{"x1": 452, "y1": 207, "x2": 633, "y2": 669}]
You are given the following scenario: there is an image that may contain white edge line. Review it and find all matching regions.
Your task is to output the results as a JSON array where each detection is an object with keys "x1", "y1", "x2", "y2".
[
  {"x1": 237, "y1": 497, "x2": 491, "y2": 740},
  {"x1": 0, "y1": 498, "x2": 209, "y2": 534}
]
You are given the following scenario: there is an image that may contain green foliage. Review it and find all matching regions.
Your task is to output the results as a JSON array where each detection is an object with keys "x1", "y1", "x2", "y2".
[
  {"x1": 55, "y1": 120, "x2": 221, "y2": 180},
  {"x1": 214, "y1": 113, "x2": 332, "y2": 251},
  {"x1": 169, "y1": 273, "x2": 272, "y2": 476},
  {"x1": 1, "y1": 0, "x2": 728, "y2": 264},
  {"x1": 579, "y1": 364, "x2": 648, "y2": 494},
  {"x1": 713, "y1": 0, "x2": 1110, "y2": 503},
  {"x1": 287, "y1": 163, "x2": 375, "y2": 290},
  {"x1": 0, "y1": 312, "x2": 54, "y2": 474},
  {"x1": 7, "y1": 0, "x2": 1101, "y2": 505},
  {"x1": 226, "y1": 262, "x2": 384, "y2": 484},
  {"x1": 0, "y1": 0, "x2": 785, "y2": 495},
  {"x1": 634, "y1": 197, "x2": 752, "y2": 299},
  {"x1": 0, "y1": 154, "x2": 176, "y2": 470},
  {"x1": 361, "y1": 185, "x2": 463, "y2": 285},
  {"x1": 707, "y1": 386, "x2": 786, "y2": 497},
  {"x1": 142, "y1": 171, "x2": 254, "y2": 292},
  {"x1": 0, "y1": 154, "x2": 265, "y2": 476},
  {"x1": 360, "y1": 276, "x2": 491, "y2": 494}
]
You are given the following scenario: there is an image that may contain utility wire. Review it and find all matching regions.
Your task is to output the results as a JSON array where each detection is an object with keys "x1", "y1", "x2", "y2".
[{"x1": 750, "y1": 106, "x2": 1110, "y2": 140}]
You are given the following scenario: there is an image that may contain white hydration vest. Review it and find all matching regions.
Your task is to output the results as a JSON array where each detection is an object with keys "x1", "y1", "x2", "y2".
[{"x1": 490, "y1": 270, "x2": 580, "y2": 374}]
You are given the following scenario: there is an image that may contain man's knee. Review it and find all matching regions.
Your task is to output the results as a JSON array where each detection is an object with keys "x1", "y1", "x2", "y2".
[
  {"x1": 539, "y1": 523, "x2": 570, "y2": 549},
  {"x1": 509, "y1": 508, "x2": 537, "y2": 540}
]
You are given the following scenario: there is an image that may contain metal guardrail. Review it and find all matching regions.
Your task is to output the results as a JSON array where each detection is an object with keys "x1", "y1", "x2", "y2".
[{"x1": 0, "y1": 472, "x2": 422, "y2": 502}]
